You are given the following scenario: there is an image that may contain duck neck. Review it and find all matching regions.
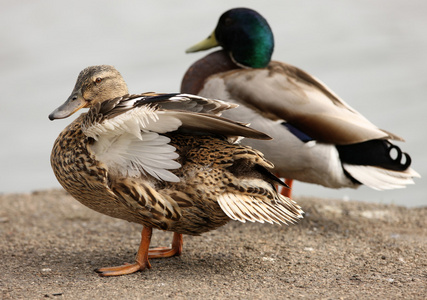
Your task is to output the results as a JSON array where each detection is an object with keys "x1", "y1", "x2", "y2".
[{"x1": 181, "y1": 50, "x2": 240, "y2": 94}]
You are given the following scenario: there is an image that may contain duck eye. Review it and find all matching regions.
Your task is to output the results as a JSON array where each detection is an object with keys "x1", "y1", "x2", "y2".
[
  {"x1": 95, "y1": 77, "x2": 102, "y2": 83},
  {"x1": 224, "y1": 17, "x2": 234, "y2": 26}
]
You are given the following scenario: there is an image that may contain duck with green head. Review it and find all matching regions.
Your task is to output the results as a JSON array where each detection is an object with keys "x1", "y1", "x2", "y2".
[{"x1": 182, "y1": 7, "x2": 419, "y2": 197}]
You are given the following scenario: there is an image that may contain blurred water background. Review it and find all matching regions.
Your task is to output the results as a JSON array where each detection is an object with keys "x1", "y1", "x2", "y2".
[{"x1": 1, "y1": 0, "x2": 426, "y2": 206}]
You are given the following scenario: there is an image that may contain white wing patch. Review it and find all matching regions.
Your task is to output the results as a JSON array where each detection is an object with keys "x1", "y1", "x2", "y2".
[
  {"x1": 83, "y1": 105, "x2": 182, "y2": 182},
  {"x1": 90, "y1": 131, "x2": 180, "y2": 182}
]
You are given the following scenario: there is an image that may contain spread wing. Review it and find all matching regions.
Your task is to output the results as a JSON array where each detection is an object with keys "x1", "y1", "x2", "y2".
[{"x1": 81, "y1": 93, "x2": 270, "y2": 182}]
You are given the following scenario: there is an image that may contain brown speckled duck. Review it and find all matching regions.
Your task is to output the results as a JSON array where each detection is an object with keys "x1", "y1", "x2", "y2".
[
  {"x1": 49, "y1": 65, "x2": 303, "y2": 276},
  {"x1": 182, "y1": 8, "x2": 419, "y2": 198}
]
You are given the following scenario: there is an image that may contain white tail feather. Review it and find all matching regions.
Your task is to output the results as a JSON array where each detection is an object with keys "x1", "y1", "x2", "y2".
[{"x1": 343, "y1": 164, "x2": 420, "y2": 190}]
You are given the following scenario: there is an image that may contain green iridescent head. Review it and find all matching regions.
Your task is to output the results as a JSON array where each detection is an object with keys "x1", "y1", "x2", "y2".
[{"x1": 186, "y1": 8, "x2": 274, "y2": 69}]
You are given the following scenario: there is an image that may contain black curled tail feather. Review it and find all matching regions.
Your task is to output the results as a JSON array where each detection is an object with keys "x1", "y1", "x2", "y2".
[
  {"x1": 387, "y1": 144, "x2": 411, "y2": 169},
  {"x1": 336, "y1": 140, "x2": 411, "y2": 171}
]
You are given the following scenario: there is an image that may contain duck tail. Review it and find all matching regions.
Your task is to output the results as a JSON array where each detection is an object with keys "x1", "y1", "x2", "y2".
[
  {"x1": 337, "y1": 140, "x2": 420, "y2": 190},
  {"x1": 337, "y1": 140, "x2": 412, "y2": 171},
  {"x1": 342, "y1": 164, "x2": 420, "y2": 190}
]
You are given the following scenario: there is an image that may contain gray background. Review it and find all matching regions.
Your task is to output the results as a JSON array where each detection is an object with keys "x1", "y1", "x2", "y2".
[{"x1": 1, "y1": 0, "x2": 425, "y2": 206}]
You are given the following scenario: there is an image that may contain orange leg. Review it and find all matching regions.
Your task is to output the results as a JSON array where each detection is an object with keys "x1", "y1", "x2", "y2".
[
  {"x1": 95, "y1": 226, "x2": 153, "y2": 276},
  {"x1": 280, "y1": 178, "x2": 293, "y2": 198},
  {"x1": 95, "y1": 229, "x2": 183, "y2": 277},
  {"x1": 148, "y1": 232, "x2": 183, "y2": 258}
]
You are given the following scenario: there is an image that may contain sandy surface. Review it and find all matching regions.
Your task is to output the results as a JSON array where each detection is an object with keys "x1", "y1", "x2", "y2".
[{"x1": 1, "y1": 189, "x2": 426, "y2": 299}]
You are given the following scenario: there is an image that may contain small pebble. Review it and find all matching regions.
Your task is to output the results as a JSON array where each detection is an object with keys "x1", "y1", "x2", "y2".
[{"x1": 262, "y1": 257, "x2": 275, "y2": 262}]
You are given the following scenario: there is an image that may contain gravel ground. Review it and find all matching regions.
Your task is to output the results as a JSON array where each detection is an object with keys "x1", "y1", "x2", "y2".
[{"x1": 1, "y1": 189, "x2": 426, "y2": 299}]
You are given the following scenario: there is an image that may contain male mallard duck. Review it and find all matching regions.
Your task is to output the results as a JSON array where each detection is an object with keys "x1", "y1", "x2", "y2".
[
  {"x1": 182, "y1": 7, "x2": 419, "y2": 197},
  {"x1": 49, "y1": 65, "x2": 303, "y2": 276}
]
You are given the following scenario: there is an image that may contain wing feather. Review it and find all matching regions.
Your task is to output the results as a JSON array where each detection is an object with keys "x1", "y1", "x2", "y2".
[
  {"x1": 157, "y1": 110, "x2": 270, "y2": 140},
  {"x1": 89, "y1": 131, "x2": 181, "y2": 182},
  {"x1": 137, "y1": 93, "x2": 238, "y2": 115},
  {"x1": 221, "y1": 61, "x2": 404, "y2": 144},
  {"x1": 217, "y1": 179, "x2": 303, "y2": 225},
  {"x1": 82, "y1": 93, "x2": 271, "y2": 182}
]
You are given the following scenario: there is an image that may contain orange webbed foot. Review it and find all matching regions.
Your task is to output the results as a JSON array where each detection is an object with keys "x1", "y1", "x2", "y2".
[
  {"x1": 148, "y1": 232, "x2": 183, "y2": 259},
  {"x1": 95, "y1": 261, "x2": 151, "y2": 277},
  {"x1": 95, "y1": 226, "x2": 153, "y2": 277},
  {"x1": 94, "y1": 229, "x2": 184, "y2": 276}
]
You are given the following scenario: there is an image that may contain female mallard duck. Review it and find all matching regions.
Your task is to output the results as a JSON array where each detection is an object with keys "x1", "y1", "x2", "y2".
[
  {"x1": 49, "y1": 65, "x2": 303, "y2": 276},
  {"x1": 182, "y1": 7, "x2": 419, "y2": 197}
]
